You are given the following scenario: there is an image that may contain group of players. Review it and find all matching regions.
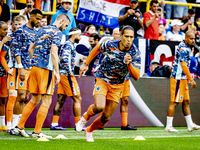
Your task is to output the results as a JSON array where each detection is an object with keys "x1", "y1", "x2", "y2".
[{"x1": 0, "y1": 8, "x2": 200, "y2": 142}]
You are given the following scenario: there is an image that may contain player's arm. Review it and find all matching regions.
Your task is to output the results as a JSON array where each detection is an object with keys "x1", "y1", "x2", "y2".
[
  {"x1": 28, "y1": 42, "x2": 35, "y2": 58},
  {"x1": 79, "y1": 44, "x2": 101, "y2": 77},
  {"x1": 0, "y1": 50, "x2": 13, "y2": 75},
  {"x1": 0, "y1": 36, "x2": 11, "y2": 53},
  {"x1": 51, "y1": 45, "x2": 60, "y2": 84}
]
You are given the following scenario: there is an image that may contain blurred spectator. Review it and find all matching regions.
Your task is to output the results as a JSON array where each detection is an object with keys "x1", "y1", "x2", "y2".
[
  {"x1": 157, "y1": 7, "x2": 169, "y2": 30},
  {"x1": 158, "y1": 24, "x2": 166, "y2": 40},
  {"x1": 164, "y1": 0, "x2": 172, "y2": 19},
  {"x1": 19, "y1": 0, "x2": 34, "y2": 23},
  {"x1": 181, "y1": 9, "x2": 196, "y2": 33},
  {"x1": 173, "y1": 0, "x2": 188, "y2": 20},
  {"x1": 83, "y1": 24, "x2": 96, "y2": 36},
  {"x1": 166, "y1": 19, "x2": 185, "y2": 41},
  {"x1": 51, "y1": 0, "x2": 76, "y2": 36},
  {"x1": 0, "y1": 0, "x2": 10, "y2": 24},
  {"x1": 118, "y1": 0, "x2": 143, "y2": 38},
  {"x1": 143, "y1": 0, "x2": 159, "y2": 40},
  {"x1": 112, "y1": 28, "x2": 120, "y2": 40},
  {"x1": 15, "y1": 0, "x2": 26, "y2": 9},
  {"x1": 41, "y1": 0, "x2": 51, "y2": 12},
  {"x1": 77, "y1": 23, "x2": 86, "y2": 33},
  {"x1": 196, "y1": 0, "x2": 200, "y2": 30}
]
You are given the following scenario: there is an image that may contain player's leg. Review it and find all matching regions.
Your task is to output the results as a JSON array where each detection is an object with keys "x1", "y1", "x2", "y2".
[
  {"x1": 0, "y1": 97, "x2": 6, "y2": 131},
  {"x1": 71, "y1": 95, "x2": 82, "y2": 125},
  {"x1": 51, "y1": 94, "x2": 67, "y2": 130}
]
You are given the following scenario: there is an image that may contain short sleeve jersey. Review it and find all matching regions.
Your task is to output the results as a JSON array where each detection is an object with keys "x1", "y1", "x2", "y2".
[
  {"x1": 31, "y1": 25, "x2": 62, "y2": 71},
  {"x1": 13, "y1": 24, "x2": 35, "y2": 70},
  {"x1": 59, "y1": 40, "x2": 76, "y2": 76},
  {"x1": 170, "y1": 41, "x2": 191, "y2": 80},
  {"x1": 0, "y1": 41, "x2": 9, "y2": 77},
  {"x1": 96, "y1": 40, "x2": 141, "y2": 85}
]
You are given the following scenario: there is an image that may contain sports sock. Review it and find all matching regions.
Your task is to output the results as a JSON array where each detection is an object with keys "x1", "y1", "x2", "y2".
[
  {"x1": 51, "y1": 115, "x2": 59, "y2": 126},
  {"x1": 83, "y1": 104, "x2": 95, "y2": 121},
  {"x1": 6, "y1": 96, "x2": 17, "y2": 122},
  {"x1": 7, "y1": 122, "x2": 11, "y2": 130},
  {"x1": 121, "y1": 112, "x2": 128, "y2": 127},
  {"x1": 34, "y1": 105, "x2": 49, "y2": 134},
  {"x1": 18, "y1": 101, "x2": 36, "y2": 129},
  {"x1": 87, "y1": 116, "x2": 106, "y2": 132},
  {"x1": 185, "y1": 114, "x2": 193, "y2": 127},
  {"x1": 74, "y1": 116, "x2": 81, "y2": 124},
  {"x1": 166, "y1": 116, "x2": 173, "y2": 128},
  {"x1": 12, "y1": 114, "x2": 19, "y2": 129},
  {"x1": 0, "y1": 116, "x2": 5, "y2": 127},
  {"x1": 18, "y1": 114, "x2": 22, "y2": 122}
]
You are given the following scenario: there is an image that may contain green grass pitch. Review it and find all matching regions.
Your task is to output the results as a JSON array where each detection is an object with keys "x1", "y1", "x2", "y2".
[{"x1": 1, "y1": 127, "x2": 200, "y2": 150}]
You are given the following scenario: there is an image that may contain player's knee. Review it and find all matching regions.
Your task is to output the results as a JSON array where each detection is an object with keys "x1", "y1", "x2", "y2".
[
  {"x1": 19, "y1": 93, "x2": 26, "y2": 102},
  {"x1": 122, "y1": 97, "x2": 129, "y2": 105},
  {"x1": 101, "y1": 115, "x2": 110, "y2": 124},
  {"x1": 95, "y1": 105, "x2": 104, "y2": 113}
]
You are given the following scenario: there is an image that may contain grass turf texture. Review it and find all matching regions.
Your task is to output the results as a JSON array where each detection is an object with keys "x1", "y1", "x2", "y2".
[{"x1": 1, "y1": 127, "x2": 200, "y2": 150}]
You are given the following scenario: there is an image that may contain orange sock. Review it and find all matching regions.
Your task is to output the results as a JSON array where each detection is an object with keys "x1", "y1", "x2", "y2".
[
  {"x1": 83, "y1": 104, "x2": 96, "y2": 121},
  {"x1": 87, "y1": 116, "x2": 106, "y2": 132},
  {"x1": 52, "y1": 115, "x2": 59, "y2": 123},
  {"x1": 74, "y1": 116, "x2": 81, "y2": 124},
  {"x1": 34, "y1": 105, "x2": 49, "y2": 134},
  {"x1": 121, "y1": 112, "x2": 128, "y2": 127},
  {"x1": 99, "y1": 112, "x2": 103, "y2": 117},
  {"x1": 6, "y1": 96, "x2": 17, "y2": 122},
  {"x1": 18, "y1": 101, "x2": 36, "y2": 129}
]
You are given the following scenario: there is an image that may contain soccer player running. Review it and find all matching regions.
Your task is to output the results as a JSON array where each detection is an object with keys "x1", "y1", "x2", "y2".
[
  {"x1": 76, "y1": 25, "x2": 141, "y2": 142},
  {"x1": 14, "y1": 14, "x2": 70, "y2": 138},
  {"x1": 6, "y1": 9, "x2": 43, "y2": 133},
  {"x1": 50, "y1": 28, "x2": 83, "y2": 130},
  {"x1": 165, "y1": 30, "x2": 200, "y2": 132}
]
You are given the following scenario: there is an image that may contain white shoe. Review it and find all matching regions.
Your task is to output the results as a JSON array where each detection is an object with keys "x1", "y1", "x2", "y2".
[
  {"x1": 76, "y1": 113, "x2": 88, "y2": 132},
  {"x1": 14, "y1": 126, "x2": 29, "y2": 137},
  {"x1": 188, "y1": 123, "x2": 200, "y2": 131},
  {"x1": 84, "y1": 129, "x2": 94, "y2": 142},
  {"x1": 165, "y1": 126, "x2": 178, "y2": 132},
  {"x1": 32, "y1": 132, "x2": 52, "y2": 139}
]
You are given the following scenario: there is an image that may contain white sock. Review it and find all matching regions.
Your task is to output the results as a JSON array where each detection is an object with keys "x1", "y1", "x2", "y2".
[
  {"x1": 7, "y1": 122, "x2": 12, "y2": 130},
  {"x1": 185, "y1": 114, "x2": 193, "y2": 127},
  {"x1": 0, "y1": 116, "x2": 5, "y2": 127},
  {"x1": 12, "y1": 115, "x2": 19, "y2": 129},
  {"x1": 166, "y1": 116, "x2": 173, "y2": 128},
  {"x1": 51, "y1": 123, "x2": 58, "y2": 127},
  {"x1": 18, "y1": 114, "x2": 22, "y2": 122}
]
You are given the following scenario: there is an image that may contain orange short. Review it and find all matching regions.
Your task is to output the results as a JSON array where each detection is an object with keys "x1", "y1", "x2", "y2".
[
  {"x1": 121, "y1": 79, "x2": 130, "y2": 98},
  {"x1": 57, "y1": 75, "x2": 80, "y2": 96},
  {"x1": 28, "y1": 67, "x2": 55, "y2": 95},
  {"x1": 93, "y1": 77, "x2": 124, "y2": 103},
  {"x1": 7, "y1": 68, "x2": 30, "y2": 90},
  {"x1": 170, "y1": 78, "x2": 189, "y2": 103},
  {"x1": 0, "y1": 76, "x2": 8, "y2": 98}
]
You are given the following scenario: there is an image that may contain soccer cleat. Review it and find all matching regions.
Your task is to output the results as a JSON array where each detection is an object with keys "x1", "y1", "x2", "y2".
[
  {"x1": 14, "y1": 126, "x2": 29, "y2": 137},
  {"x1": 25, "y1": 131, "x2": 32, "y2": 135},
  {"x1": 165, "y1": 126, "x2": 178, "y2": 132},
  {"x1": 188, "y1": 123, "x2": 200, "y2": 132},
  {"x1": 76, "y1": 113, "x2": 88, "y2": 132},
  {"x1": 0, "y1": 125, "x2": 7, "y2": 131},
  {"x1": 50, "y1": 125, "x2": 66, "y2": 130},
  {"x1": 74, "y1": 125, "x2": 86, "y2": 131},
  {"x1": 84, "y1": 128, "x2": 94, "y2": 142},
  {"x1": 121, "y1": 124, "x2": 137, "y2": 130},
  {"x1": 32, "y1": 132, "x2": 52, "y2": 139},
  {"x1": 10, "y1": 129, "x2": 19, "y2": 136}
]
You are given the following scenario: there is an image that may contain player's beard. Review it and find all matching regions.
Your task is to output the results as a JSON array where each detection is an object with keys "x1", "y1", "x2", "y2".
[
  {"x1": 74, "y1": 38, "x2": 80, "y2": 43},
  {"x1": 59, "y1": 24, "x2": 65, "y2": 32},
  {"x1": 31, "y1": 21, "x2": 36, "y2": 28}
]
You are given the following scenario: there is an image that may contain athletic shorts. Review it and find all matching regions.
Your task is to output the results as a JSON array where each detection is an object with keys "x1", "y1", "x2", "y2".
[
  {"x1": 0, "y1": 76, "x2": 8, "y2": 98},
  {"x1": 170, "y1": 78, "x2": 189, "y2": 103},
  {"x1": 121, "y1": 79, "x2": 130, "y2": 98},
  {"x1": 57, "y1": 75, "x2": 80, "y2": 96},
  {"x1": 7, "y1": 68, "x2": 30, "y2": 90},
  {"x1": 93, "y1": 77, "x2": 124, "y2": 103},
  {"x1": 27, "y1": 67, "x2": 54, "y2": 95}
]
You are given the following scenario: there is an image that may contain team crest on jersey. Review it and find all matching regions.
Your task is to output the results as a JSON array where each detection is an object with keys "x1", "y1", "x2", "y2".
[
  {"x1": 10, "y1": 82, "x2": 14, "y2": 87},
  {"x1": 96, "y1": 86, "x2": 101, "y2": 92},
  {"x1": 19, "y1": 81, "x2": 24, "y2": 87},
  {"x1": 180, "y1": 95, "x2": 183, "y2": 100}
]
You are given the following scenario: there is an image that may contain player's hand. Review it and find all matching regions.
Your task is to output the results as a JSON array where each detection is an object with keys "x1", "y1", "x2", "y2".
[
  {"x1": 8, "y1": 68, "x2": 13, "y2": 76},
  {"x1": 79, "y1": 63, "x2": 88, "y2": 78},
  {"x1": 70, "y1": 71, "x2": 74, "y2": 76},
  {"x1": 124, "y1": 53, "x2": 132, "y2": 65},
  {"x1": 191, "y1": 80, "x2": 197, "y2": 88},
  {"x1": 2, "y1": 36, "x2": 11, "y2": 44},
  {"x1": 79, "y1": 56, "x2": 84, "y2": 64},
  {"x1": 127, "y1": 9, "x2": 135, "y2": 15},
  {"x1": 55, "y1": 72, "x2": 60, "y2": 84},
  {"x1": 19, "y1": 68, "x2": 25, "y2": 81}
]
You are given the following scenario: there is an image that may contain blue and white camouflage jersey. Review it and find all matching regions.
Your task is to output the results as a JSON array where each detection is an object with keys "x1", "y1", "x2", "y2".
[
  {"x1": 31, "y1": 25, "x2": 62, "y2": 71},
  {"x1": 0, "y1": 41, "x2": 9, "y2": 77},
  {"x1": 59, "y1": 40, "x2": 76, "y2": 76},
  {"x1": 170, "y1": 40, "x2": 191, "y2": 80},
  {"x1": 13, "y1": 24, "x2": 35, "y2": 70},
  {"x1": 96, "y1": 40, "x2": 141, "y2": 85}
]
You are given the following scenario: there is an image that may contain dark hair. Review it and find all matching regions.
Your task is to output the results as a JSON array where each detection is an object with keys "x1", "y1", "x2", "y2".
[
  {"x1": 86, "y1": 25, "x2": 96, "y2": 31},
  {"x1": 0, "y1": 21, "x2": 7, "y2": 29},
  {"x1": 121, "y1": 25, "x2": 134, "y2": 35},
  {"x1": 150, "y1": 0, "x2": 158, "y2": 6},
  {"x1": 69, "y1": 27, "x2": 80, "y2": 39},
  {"x1": 89, "y1": 33, "x2": 101, "y2": 41},
  {"x1": 30, "y1": 9, "x2": 43, "y2": 16}
]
